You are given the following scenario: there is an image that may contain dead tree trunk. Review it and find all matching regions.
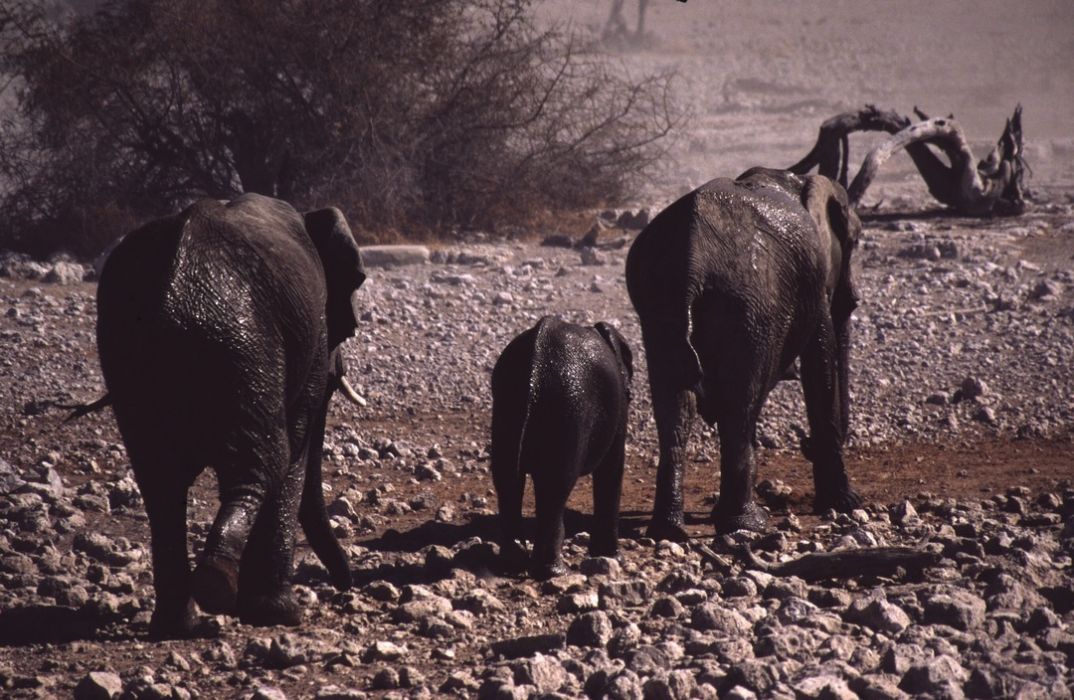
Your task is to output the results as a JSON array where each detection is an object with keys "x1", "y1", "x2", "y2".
[
  {"x1": 791, "y1": 104, "x2": 1027, "y2": 216},
  {"x1": 603, "y1": 0, "x2": 629, "y2": 39},
  {"x1": 789, "y1": 104, "x2": 911, "y2": 187},
  {"x1": 738, "y1": 545, "x2": 941, "y2": 582}
]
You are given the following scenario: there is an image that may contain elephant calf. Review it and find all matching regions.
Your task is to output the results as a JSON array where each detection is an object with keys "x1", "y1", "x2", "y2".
[
  {"x1": 96, "y1": 194, "x2": 365, "y2": 637},
  {"x1": 627, "y1": 167, "x2": 863, "y2": 539},
  {"x1": 491, "y1": 316, "x2": 633, "y2": 579}
]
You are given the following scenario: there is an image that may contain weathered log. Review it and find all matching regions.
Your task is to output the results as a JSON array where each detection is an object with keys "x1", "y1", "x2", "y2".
[
  {"x1": 791, "y1": 104, "x2": 1027, "y2": 216},
  {"x1": 739, "y1": 545, "x2": 941, "y2": 582},
  {"x1": 489, "y1": 633, "x2": 565, "y2": 659},
  {"x1": 848, "y1": 107, "x2": 1026, "y2": 216},
  {"x1": 789, "y1": 104, "x2": 911, "y2": 187}
]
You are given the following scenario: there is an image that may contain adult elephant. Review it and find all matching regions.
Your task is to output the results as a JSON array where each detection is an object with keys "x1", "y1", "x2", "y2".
[
  {"x1": 626, "y1": 167, "x2": 863, "y2": 540},
  {"x1": 96, "y1": 194, "x2": 366, "y2": 637}
]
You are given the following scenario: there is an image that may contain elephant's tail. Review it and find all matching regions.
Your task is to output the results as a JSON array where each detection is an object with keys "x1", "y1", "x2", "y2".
[{"x1": 515, "y1": 318, "x2": 554, "y2": 475}]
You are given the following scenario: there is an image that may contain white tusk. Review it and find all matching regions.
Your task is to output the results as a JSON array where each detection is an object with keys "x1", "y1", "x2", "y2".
[{"x1": 339, "y1": 376, "x2": 368, "y2": 407}]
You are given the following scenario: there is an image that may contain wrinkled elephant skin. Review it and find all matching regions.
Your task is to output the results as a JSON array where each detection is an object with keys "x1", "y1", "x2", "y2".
[
  {"x1": 491, "y1": 316, "x2": 634, "y2": 579},
  {"x1": 96, "y1": 194, "x2": 365, "y2": 637}
]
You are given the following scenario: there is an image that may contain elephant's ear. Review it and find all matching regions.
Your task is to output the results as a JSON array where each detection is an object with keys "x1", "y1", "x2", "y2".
[
  {"x1": 801, "y1": 175, "x2": 860, "y2": 317},
  {"x1": 304, "y1": 208, "x2": 367, "y2": 349},
  {"x1": 594, "y1": 322, "x2": 634, "y2": 398}
]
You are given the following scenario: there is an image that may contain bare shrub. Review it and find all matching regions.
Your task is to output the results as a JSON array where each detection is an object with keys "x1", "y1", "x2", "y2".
[{"x1": 0, "y1": 0, "x2": 676, "y2": 257}]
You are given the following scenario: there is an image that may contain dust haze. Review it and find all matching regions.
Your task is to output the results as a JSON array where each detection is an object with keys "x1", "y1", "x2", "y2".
[{"x1": 543, "y1": 0, "x2": 1074, "y2": 202}]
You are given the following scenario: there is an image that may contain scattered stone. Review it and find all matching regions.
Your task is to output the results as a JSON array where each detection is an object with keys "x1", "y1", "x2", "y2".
[
  {"x1": 580, "y1": 248, "x2": 606, "y2": 266},
  {"x1": 922, "y1": 589, "x2": 986, "y2": 630},
  {"x1": 844, "y1": 594, "x2": 912, "y2": 634},
  {"x1": 566, "y1": 610, "x2": 613, "y2": 648},
  {"x1": 580, "y1": 556, "x2": 621, "y2": 577},
  {"x1": 557, "y1": 590, "x2": 600, "y2": 614},
  {"x1": 359, "y1": 245, "x2": 430, "y2": 268},
  {"x1": 898, "y1": 655, "x2": 968, "y2": 695},
  {"x1": 74, "y1": 671, "x2": 123, "y2": 700},
  {"x1": 511, "y1": 653, "x2": 568, "y2": 694},
  {"x1": 690, "y1": 604, "x2": 752, "y2": 635},
  {"x1": 44, "y1": 261, "x2": 87, "y2": 285}
]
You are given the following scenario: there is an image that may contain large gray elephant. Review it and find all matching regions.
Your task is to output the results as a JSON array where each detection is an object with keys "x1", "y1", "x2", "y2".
[
  {"x1": 626, "y1": 167, "x2": 863, "y2": 539},
  {"x1": 96, "y1": 194, "x2": 365, "y2": 637}
]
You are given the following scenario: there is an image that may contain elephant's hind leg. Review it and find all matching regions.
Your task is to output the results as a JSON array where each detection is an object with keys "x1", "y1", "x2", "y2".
[
  {"x1": 192, "y1": 479, "x2": 263, "y2": 616},
  {"x1": 712, "y1": 410, "x2": 768, "y2": 534},
  {"x1": 590, "y1": 439, "x2": 625, "y2": 558},
  {"x1": 644, "y1": 342, "x2": 697, "y2": 542},
  {"x1": 115, "y1": 411, "x2": 198, "y2": 638},
  {"x1": 800, "y1": 315, "x2": 862, "y2": 513},
  {"x1": 137, "y1": 468, "x2": 198, "y2": 638},
  {"x1": 191, "y1": 423, "x2": 285, "y2": 617},
  {"x1": 530, "y1": 467, "x2": 576, "y2": 579},
  {"x1": 491, "y1": 400, "x2": 528, "y2": 573},
  {"x1": 493, "y1": 471, "x2": 527, "y2": 574}
]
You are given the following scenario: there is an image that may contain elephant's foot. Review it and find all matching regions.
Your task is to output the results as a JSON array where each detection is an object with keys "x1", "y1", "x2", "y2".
[
  {"x1": 814, "y1": 486, "x2": 863, "y2": 514},
  {"x1": 238, "y1": 589, "x2": 303, "y2": 627},
  {"x1": 645, "y1": 518, "x2": 689, "y2": 543},
  {"x1": 499, "y1": 541, "x2": 529, "y2": 575},
  {"x1": 191, "y1": 556, "x2": 239, "y2": 615},
  {"x1": 326, "y1": 557, "x2": 353, "y2": 591},
  {"x1": 712, "y1": 501, "x2": 769, "y2": 534},
  {"x1": 148, "y1": 599, "x2": 198, "y2": 640},
  {"x1": 588, "y1": 537, "x2": 619, "y2": 559},
  {"x1": 529, "y1": 559, "x2": 568, "y2": 581}
]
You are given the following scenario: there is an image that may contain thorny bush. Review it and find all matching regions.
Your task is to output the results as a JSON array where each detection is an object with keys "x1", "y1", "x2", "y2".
[{"x1": 0, "y1": 0, "x2": 677, "y2": 258}]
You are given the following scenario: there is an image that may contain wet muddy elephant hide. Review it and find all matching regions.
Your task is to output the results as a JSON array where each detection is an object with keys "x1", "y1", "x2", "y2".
[{"x1": 96, "y1": 194, "x2": 365, "y2": 636}]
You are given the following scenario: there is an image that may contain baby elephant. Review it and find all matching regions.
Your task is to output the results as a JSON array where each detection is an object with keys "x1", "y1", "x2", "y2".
[{"x1": 491, "y1": 316, "x2": 633, "y2": 579}]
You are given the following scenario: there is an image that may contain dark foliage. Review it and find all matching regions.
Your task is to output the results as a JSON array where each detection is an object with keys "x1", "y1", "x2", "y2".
[{"x1": 0, "y1": 0, "x2": 676, "y2": 257}]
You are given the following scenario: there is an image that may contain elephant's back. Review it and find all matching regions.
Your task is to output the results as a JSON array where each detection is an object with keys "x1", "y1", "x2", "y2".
[
  {"x1": 530, "y1": 321, "x2": 621, "y2": 450},
  {"x1": 493, "y1": 317, "x2": 620, "y2": 425},
  {"x1": 173, "y1": 196, "x2": 323, "y2": 311},
  {"x1": 692, "y1": 179, "x2": 818, "y2": 292},
  {"x1": 98, "y1": 196, "x2": 327, "y2": 421}
]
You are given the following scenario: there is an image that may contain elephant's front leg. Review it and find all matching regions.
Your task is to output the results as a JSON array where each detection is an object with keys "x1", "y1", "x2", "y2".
[
  {"x1": 646, "y1": 362, "x2": 696, "y2": 542},
  {"x1": 800, "y1": 314, "x2": 862, "y2": 513}
]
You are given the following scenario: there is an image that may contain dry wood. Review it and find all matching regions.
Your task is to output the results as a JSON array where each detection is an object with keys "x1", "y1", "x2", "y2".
[
  {"x1": 791, "y1": 104, "x2": 1027, "y2": 216},
  {"x1": 789, "y1": 104, "x2": 911, "y2": 187},
  {"x1": 739, "y1": 545, "x2": 942, "y2": 582}
]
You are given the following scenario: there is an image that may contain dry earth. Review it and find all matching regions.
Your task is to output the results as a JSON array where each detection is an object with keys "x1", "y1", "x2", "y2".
[{"x1": 2, "y1": 2, "x2": 1074, "y2": 699}]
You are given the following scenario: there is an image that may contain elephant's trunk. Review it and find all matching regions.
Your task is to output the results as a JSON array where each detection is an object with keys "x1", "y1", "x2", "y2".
[
  {"x1": 338, "y1": 376, "x2": 367, "y2": 407},
  {"x1": 834, "y1": 313, "x2": 852, "y2": 440}
]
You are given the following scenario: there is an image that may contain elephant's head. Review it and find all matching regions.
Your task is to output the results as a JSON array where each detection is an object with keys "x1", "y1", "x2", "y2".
[
  {"x1": 303, "y1": 208, "x2": 367, "y2": 351},
  {"x1": 801, "y1": 175, "x2": 861, "y2": 438},
  {"x1": 594, "y1": 322, "x2": 635, "y2": 402}
]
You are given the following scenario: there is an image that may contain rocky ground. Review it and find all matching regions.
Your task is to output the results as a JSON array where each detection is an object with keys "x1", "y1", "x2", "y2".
[
  {"x1": 3, "y1": 2, "x2": 1074, "y2": 698},
  {"x1": 1, "y1": 186, "x2": 1073, "y2": 698}
]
